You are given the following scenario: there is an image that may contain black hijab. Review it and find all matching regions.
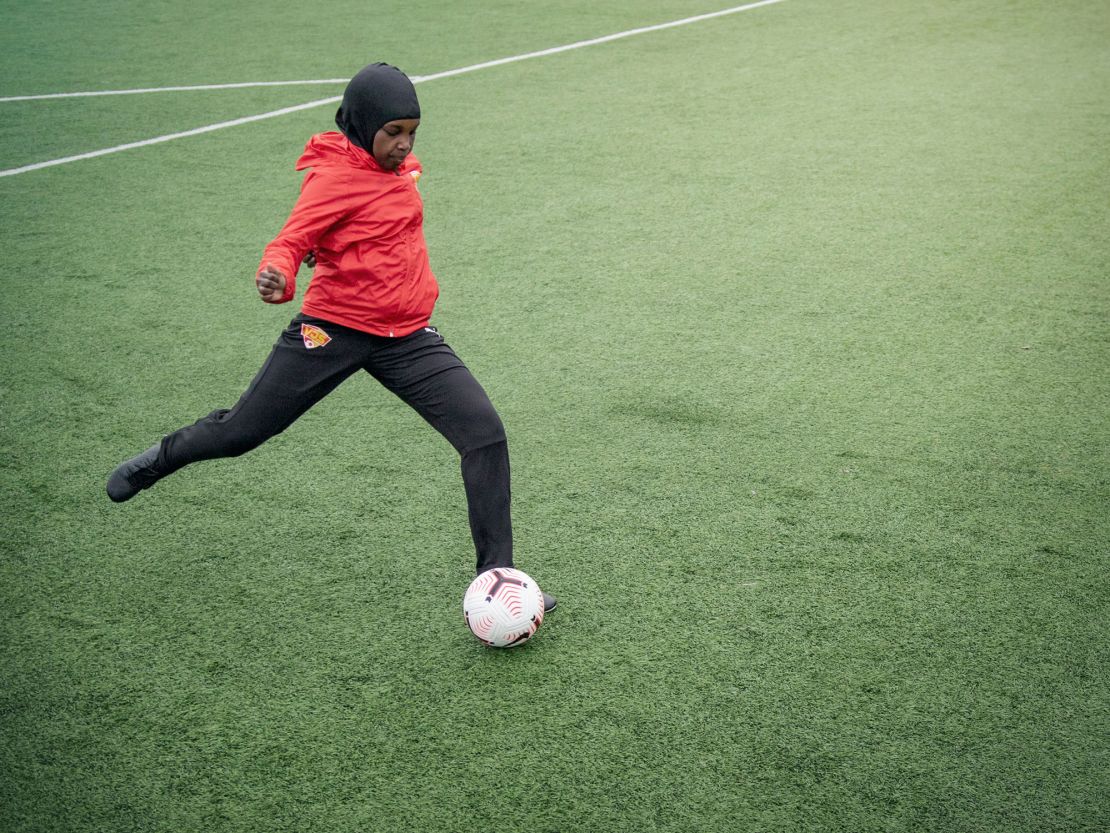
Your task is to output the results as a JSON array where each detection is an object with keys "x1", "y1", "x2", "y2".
[{"x1": 335, "y1": 63, "x2": 421, "y2": 152}]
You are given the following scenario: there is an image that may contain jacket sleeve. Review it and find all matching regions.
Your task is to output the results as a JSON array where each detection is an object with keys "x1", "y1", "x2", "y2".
[{"x1": 257, "y1": 168, "x2": 352, "y2": 303}]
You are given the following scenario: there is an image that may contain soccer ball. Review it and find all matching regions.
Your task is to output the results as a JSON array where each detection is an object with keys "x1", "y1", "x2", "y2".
[{"x1": 463, "y1": 568, "x2": 545, "y2": 647}]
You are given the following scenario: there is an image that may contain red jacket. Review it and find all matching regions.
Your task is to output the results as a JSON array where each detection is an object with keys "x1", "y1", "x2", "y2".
[{"x1": 257, "y1": 132, "x2": 438, "y2": 338}]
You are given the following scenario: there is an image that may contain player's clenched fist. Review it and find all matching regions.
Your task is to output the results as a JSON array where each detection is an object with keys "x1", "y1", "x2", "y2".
[{"x1": 256, "y1": 265, "x2": 287, "y2": 303}]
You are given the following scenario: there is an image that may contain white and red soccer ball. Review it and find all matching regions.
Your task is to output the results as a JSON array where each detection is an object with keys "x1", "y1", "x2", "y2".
[{"x1": 463, "y1": 568, "x2": 545, "y2": 647}]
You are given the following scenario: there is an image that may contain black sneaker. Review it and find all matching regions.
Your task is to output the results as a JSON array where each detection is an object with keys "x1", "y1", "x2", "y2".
[
  {"x1": 106, "y1": 444, "x2": 164, "y2": 503},
  {"x1": 542, "y1": 591, "x2": 557, "y2": 613}
]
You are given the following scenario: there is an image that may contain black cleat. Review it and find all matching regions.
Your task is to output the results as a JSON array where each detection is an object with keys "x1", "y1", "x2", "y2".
[
  {"x1": 542, "y1": 591, "x2": 557, "y2": 613},
  {"x1": 106, "y1": 443, "x2": 164, "y2": 503}
]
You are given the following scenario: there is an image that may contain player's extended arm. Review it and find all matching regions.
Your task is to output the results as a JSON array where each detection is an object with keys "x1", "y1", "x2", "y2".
[{"x1": 256, "y1": 168, "x2": 350, "y2": 303}]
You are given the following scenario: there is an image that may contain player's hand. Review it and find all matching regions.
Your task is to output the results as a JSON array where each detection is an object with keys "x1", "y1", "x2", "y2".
[
  {"x1": 303, "y1": 251, "x2": 316, "y2": 269},
  {"x1": 256, "y1": 265, "x2": 287, "y2": 303}
]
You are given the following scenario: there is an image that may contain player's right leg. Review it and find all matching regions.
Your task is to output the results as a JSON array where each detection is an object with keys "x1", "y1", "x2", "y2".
[{"x1": 107, "y1": 315, "x2": 362, "y2": 502}]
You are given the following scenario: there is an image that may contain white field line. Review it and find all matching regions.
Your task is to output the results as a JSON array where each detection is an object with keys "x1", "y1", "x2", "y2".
[
  {"x1": 410, "y1": 0, "x2": 787, "y2": 83},
  {"x1": 0, "y1": 97, "x2": 342, "y2": 178},
  {"x1": 0, "y1": 0, "x2": 787, "y2": 178},
  {"x1": 0, "y1": 79, "x2": 349, "y2": 103}
]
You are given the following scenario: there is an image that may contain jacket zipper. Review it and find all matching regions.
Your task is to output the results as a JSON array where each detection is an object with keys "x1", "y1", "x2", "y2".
[{"x1": 389, "y1": 176, "x2": 422, "y2": 338}]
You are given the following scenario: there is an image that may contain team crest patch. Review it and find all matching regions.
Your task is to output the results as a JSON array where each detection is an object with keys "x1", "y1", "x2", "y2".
[{"x1": 300, "y1": 323, "x2": 332, "y2": 349}]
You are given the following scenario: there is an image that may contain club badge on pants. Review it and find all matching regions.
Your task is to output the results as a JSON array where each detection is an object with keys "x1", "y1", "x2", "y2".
[{"x1": 300, "y1": 323, "x2": 332, "y2": 350}]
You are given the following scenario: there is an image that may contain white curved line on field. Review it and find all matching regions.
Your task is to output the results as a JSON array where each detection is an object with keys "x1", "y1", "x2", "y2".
[{"x1": 0, "y1": 0, "x2": 787, "y2": 178}]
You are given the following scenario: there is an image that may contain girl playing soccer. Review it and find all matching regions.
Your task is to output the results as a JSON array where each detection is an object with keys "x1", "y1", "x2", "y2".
[{"x1": 107, "y1": 62, "x2": 554, "y2": 611}]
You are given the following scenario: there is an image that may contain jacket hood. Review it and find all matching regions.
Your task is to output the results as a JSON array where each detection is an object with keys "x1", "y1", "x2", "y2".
[
  {"x1": 295, "y1": 131, "x2": 420, "y2": 177},
  {"x1": 296, "y1": 131, "x2": 380, "y2": 172},
  {"x1": 334, "y1": 63, "x2": 421, "y2": 152}
]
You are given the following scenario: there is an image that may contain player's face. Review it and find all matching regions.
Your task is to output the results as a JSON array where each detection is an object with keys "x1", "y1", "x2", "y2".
[{"x1": 372, "y1": 118, "x2": 420, "y2": 170}]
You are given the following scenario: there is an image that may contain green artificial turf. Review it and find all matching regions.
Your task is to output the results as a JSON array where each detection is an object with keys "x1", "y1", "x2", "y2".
[{"x1": 2, "y1": 1, "x2": 1108, "y2": 831}]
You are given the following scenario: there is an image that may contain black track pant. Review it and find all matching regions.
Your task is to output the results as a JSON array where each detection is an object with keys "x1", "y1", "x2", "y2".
[{"x1": 157, "y1": 314, "x2": 512, "y2": 573}]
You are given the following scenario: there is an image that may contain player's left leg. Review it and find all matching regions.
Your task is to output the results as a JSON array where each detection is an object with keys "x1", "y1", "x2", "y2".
[
  {"x1": 363, "y1": 327, "x2": 511, "y2": 570},
  {"x1": 364, "y1": 327, "x2": 554, "y2": 610}
]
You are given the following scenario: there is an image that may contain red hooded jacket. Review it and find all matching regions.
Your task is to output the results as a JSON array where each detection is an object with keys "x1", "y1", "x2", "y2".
[{"x1": 257, "y1": 131, "x2": 438, "y2": 338}]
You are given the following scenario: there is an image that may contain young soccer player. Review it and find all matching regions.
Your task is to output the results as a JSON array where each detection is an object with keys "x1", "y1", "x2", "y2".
[{"x1": 107, "y1": 63, "x2": 554, "y2": 611}]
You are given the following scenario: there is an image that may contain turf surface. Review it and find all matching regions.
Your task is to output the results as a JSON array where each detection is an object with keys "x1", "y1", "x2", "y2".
[{"x1": 2, "y1": 1, "x2": 1108, "y2": 831}]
